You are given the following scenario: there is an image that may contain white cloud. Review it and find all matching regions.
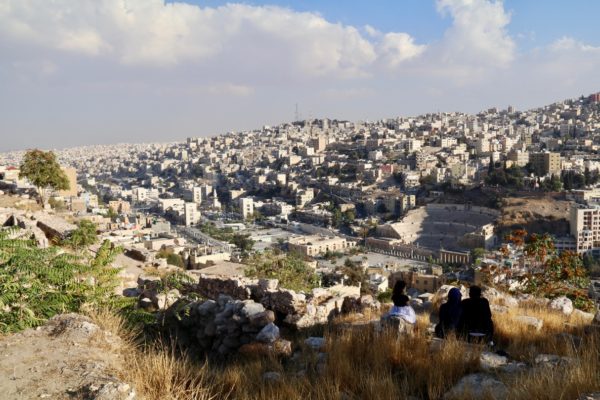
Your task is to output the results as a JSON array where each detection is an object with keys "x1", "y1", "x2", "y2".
[
  {"x1": 2, "y1": 0, "x2": 600, "y2": 152},
  {"x1": 378, "y1": 32, "x2": 427, "y2": 68},
  {"x1": 0, "y1": 0, "x2": 427, "y2": 78},
  {"x1": 550, "y1": 36, "x2": 600, "y2": 53},
  {"x1": 436, "y1": 0, "x2": 515, "y2": 66}
]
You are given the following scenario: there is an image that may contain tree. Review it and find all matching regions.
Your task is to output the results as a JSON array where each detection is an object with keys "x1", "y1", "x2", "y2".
[
  {"x1": 65, "y1": 220, "x2": 98, "y2": 250},
  {"x1": 244, "y1": 250, "x2": 319, "y2": 292},
  {"x1": 19, "y1": 150, "x2": 70, "y2": 207},
  {"x1": 470, "y1": 247, "x2": 486, "y2": 263},
  {"x1": 231, "y1": 233, "x2": 255, "y2": 253},
  {"x1": 166, "y1": 253, "x2": 185, "y2": 268}
]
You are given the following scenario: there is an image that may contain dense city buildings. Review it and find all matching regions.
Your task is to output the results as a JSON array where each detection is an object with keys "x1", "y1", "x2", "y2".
[{"x1": 3, "y1": 91, "x2": 600, "y2": 287}]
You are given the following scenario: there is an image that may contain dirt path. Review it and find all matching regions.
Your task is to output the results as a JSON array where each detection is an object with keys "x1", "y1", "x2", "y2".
[{"x1": 0, "y1": 314, "x2": 135, "y2": 400}]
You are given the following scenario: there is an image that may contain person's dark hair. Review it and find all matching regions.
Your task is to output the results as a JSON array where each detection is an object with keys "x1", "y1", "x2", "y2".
[
  {"x1": 469, "y1": 285, "x2": 482, "y2": 299},
  {"x1": 392, "y1": 280, "x2": 406, "y2": 295},
  {"x1": 391, "y1": 280, "x2": 407, "y2": 305},
  {"x1": 394, "y1": 294, "x2": 410, "y2": 307}
]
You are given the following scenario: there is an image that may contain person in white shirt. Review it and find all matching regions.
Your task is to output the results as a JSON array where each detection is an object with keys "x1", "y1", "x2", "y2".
[{"x1": 387, "y1": 294, "x2": 416, "y2": 324}]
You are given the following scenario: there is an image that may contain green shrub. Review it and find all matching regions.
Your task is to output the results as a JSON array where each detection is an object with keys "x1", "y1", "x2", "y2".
[{"x1": 0, "y1": 228, "x2": 122, "y2": 333}]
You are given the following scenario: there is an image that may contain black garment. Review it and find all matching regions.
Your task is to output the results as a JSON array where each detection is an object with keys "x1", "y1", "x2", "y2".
[
  {"x1": 458, "y1": 297, "x2": 494, "y2": 341},
  {"x1": 435, "y1": 301, "x2": 462, "y2": 338}
]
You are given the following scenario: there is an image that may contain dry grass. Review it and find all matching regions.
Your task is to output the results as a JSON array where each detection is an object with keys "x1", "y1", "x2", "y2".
[
  {"x1": 87, "y1": 304, "x2": 600, "y2": 400},
  {"x1": 86, "y1": 307, "x2": 220, "y2": 400}
]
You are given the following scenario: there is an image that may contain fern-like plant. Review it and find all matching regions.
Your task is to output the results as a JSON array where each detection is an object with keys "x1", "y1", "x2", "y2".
[{"x1": 0, "y1": 228, "x2": 122, "y2": 333}]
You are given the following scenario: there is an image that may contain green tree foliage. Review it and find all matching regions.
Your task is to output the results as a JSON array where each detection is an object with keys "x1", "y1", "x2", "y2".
[
  {"x1": 19, "y1": 149, "x2": 70, "y2": 207},
  {"x1": 166, "y1": 253, "x2": 185, "y2": 268},
  {"x1": 156, "y1": 248, "x2": 185, "y2": 268},
  {"x1": 339, "y1": 258, "x2": 370, "y2": 294},
  {"x1": 231, "y1": 233, "x2": 255, "y2": 253},
  {"x1": 504, "y1": 230, "x2": 593, "y2": 311},
  {"x1": 65, "y1": 220, "x2": 98, "y2": 250},
  {"x1": 245, "y1": 250, "x2": 319, "y2": 292},
  {"x1": 48, "y1": 197, "x2": 67, "y2": 211},
  {"x1": 0, "y1": 231, "x2": 122, "y2": 333},
  {"x1": 540, "y1": 174, "x2": 563, "y2": 192},
  {"x1": 485, "y1": 165, "x2": 524, "y2": 189},
  {"x1": 377, "y1": 288, "x2": 393, "y2": 303},
  {"x1": 470, "y1": 247, "x2": 486, "y2": 263}
]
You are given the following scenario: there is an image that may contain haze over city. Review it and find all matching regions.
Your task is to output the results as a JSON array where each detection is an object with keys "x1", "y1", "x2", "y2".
[{"x1": 1, "y1": 0, "x2": 600, "y2": 151}]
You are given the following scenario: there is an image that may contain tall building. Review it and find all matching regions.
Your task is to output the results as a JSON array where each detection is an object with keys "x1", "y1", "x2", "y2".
[
  {"x1": 530, "y1": 152, "x2": 561, "y2": 176},
  {"x1": 59, "y1": 167, "x2": 78, "y2": 197},
  {"x1": 239, "y1": 197, "x2": 254, "y2": 219},
  {"x1": 570, "y1": 203, "x2": 600, "y2": 255},
  {"x1": 192, "y1": 186, "x2": 202, "y2": 205},
  {"x1": 132, "y1": 187, "x2": 147, "y2": 203},
  {"x1": 507, "y1": 150, "x2": 529, "y2": 167},
  {"x1": 184, "y1": 202, "x2": 200, "y2": 226},
  {"x1": 311, "y1": 135, "x2": 327, "y2": 153}
]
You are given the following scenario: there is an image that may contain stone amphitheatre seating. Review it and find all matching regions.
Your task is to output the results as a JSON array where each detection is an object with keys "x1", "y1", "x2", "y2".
[{"x1": 378, "y1": 204, "x2": 499, "y2": 252}]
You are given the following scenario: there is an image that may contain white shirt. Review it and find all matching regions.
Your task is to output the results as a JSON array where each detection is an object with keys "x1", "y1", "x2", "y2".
[{"x1": 388, "y1": 305, "x2": 416, "y2": 324}]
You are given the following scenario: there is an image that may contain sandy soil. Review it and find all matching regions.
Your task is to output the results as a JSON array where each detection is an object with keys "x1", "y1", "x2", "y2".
[{"x1": 0, "y1": 314, "x2": 132, "y2": 400}]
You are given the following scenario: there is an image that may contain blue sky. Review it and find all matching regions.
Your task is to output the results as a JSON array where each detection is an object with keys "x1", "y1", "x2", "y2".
[
  {"x1": 172, "y1": 0, "x2": 600, "y2": 50},
  {"x1": 1, "y1": 0, "x2": 600, "y2": 151}
]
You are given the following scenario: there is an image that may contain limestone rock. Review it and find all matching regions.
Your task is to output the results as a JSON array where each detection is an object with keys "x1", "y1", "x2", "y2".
[
  {"x1": 572, "y1": 309, "x2": 595, "y2": 323},
  {"x1": 444, "y1": 373, "x2": 508, "y2": 400},
  {"x1": 514, "y1": 315, "x2": 543, "y2": 331},
  {"x1": 548, "y1": 296, "x2": 573, "y2": 316},
  {"x1": 579, "y1": 393, "x2": 600, "y2": 400},
  {"x1": 256, "y1": 322, "x2": 280, "y2": 344},
  {"x1": 535, "y1": 354, "x2": 575, "y2": 367},
  {"x1": 479, "y1": 352, "x2": 508, "y2": 370}
]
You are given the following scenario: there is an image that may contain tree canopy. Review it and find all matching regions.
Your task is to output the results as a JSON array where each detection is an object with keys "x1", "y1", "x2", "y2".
[
  {"x1": 19, "y1": 149, "x2": 69, "y2": 206},
  {"x1": 65, "y1": 220, "x2": 98, "y2": 250}
]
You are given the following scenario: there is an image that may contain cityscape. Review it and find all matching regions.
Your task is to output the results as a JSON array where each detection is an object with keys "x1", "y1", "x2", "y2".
[{"x1": 1, "y1": 1, "x2": 600, "y2": 399}]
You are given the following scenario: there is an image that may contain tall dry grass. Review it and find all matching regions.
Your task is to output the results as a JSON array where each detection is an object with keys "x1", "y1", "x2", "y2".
[
  {"x1": 86, "y1": 304, "x2": 600, "y2": 400},
  {"x1": 86, "y1": 307, "x2": 220, "y2": 400}
]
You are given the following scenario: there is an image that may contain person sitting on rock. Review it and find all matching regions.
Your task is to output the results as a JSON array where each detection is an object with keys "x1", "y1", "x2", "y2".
[
  {"x1": 435, "y1": 287, "x2": 462, "y2": 339},
  {"x1": 382, "y1": 293, "x2": 416, "y2": 334},
  {"x1": 458, "y1": 285, "x2": 494, "y2": 343}
]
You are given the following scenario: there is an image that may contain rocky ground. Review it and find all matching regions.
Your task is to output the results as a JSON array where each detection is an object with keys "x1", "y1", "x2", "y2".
[
  {"x1": 498, "y1": 195, "x2": 571, "y2": 236},
  {"x1": 0, "y1": 314, "x2": 135, "y2": 400}
]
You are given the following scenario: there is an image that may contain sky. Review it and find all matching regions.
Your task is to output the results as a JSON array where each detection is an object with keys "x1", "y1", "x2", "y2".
[{"x1": 1, "y1": 0, "x2": 600, "y2": 152}]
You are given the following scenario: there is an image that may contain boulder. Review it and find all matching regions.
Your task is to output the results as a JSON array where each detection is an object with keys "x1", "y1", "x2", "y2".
[
  {"x1": 81, "y1": 382, "x2": 136, "y2": 400},
  {"x1": 240, "y1": 301, "x2": 265, "y2": 319},
  {"x1": 304, "y1": 337, "x2": 326, "y2": 351},
  {"x1": 579, "y1": 393, "x2": 600, "y2": 400},
  {"x1": 444, "y1": 373, "x2": 508, "y2": 400},
  {"x1": 479, "y1": 352, "x2": 508, "y2": 370},
  {"x1": 534, "y1": 354, "x2": 575, "y2": 367},
  {"x1": 572, "y1": 309, "x2": 595, "y2": 323},
  {"x1": 490, "y1": 305, "x2": 509, "y2": 314},
  {"x1": 256, "y1": 322, "x2": 280, "y2": 344},
  {"x1": 514, "y1": 315, "x2": 544, "y2": 331},
  {"x1": 258, "y1": 278, "x2": 279, "y2": 291},
  {"x1": 595, "y1": 310, "x2": 600, "y2": 324},
  {"x1": 248, "y1": 310, "x2": 275, "y2": 327},
  {"x1": 548, "y1": 296, "x2": 573, "y2": 316}
]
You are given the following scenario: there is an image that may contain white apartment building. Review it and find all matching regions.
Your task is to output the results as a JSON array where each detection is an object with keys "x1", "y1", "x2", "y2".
[
  {"x1": 239, "y1": 197, "x2": 254, "y2": 219},
  {"x1": 570, "y1": 203, "x2": 600, "y2": 255},
  {"x1": 296, "y1": 189, "x2": 314, "y2": 207},
  {"x1": 184, "y1": 202, "x2": 200, "y2": 226}
]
